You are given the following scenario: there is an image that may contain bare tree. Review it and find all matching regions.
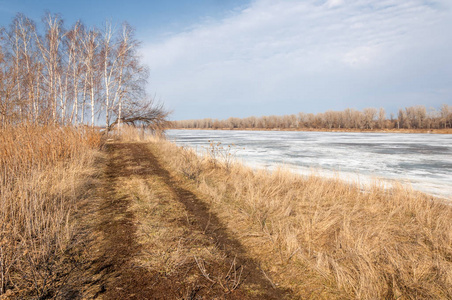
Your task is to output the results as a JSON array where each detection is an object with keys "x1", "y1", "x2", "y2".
[
  {"x1": 111, "y1": 22, "x2": 142, "y2": 132},
  {"x1": 99, "y1": 21, "x2": 117, "y2": 130},
  {"x1": 440, "y1": 104, "x2": 451, "y2": 128},
  {"x1": 35, "y1": 13, "x2": 64, "y2": 124},
  {"x1": 378, "y1": 107, "x2": 386, "y2": 129},
  {"x1": 14, "y1": 15, "x2": 39, "y2": 122},
  {"x1": 63, "y1": 21, "x2": 85, "y2": 124},
  {"x1": 0, "y1": 13, "x2": 170, "y2": 129},
  {"x1": 0, "y1": 26, "x2": 10, "y2": 126},
  {"x1": 399, "y1": 109, "x2": 406, "y2": 128},
  {"x1": 323, "y1": 110, "x2": 336, "y2": 129},
  {"x1": 81, "y1": 27, "x2": 100, "y2": 127},
  {"x1": 363, "y1": 107, "x2": 377, "y2": 129},
  {"x1": 415, "y1": 105, "x2": 427, "y2": 129},
  {"x1": 110, "y1": 97, "x2": 170, "y2": 131}
]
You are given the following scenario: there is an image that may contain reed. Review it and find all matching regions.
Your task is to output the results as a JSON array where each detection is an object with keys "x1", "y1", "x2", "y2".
[{"x1": 0, "y1": 125, "x2": 101, "y2": 298}]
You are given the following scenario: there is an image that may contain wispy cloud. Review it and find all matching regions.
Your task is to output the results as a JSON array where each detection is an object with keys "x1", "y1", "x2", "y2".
[{"x1": 143, "y1": 0, "x2": 452, "y2": 119}]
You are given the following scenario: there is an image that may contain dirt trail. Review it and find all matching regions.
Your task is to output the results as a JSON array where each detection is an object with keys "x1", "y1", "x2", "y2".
[
  {"x1": 62, "y1": 143, "x2": 157, "y2": 299},
  {"x1": 66, "y1": 142, "x2": 294, "y2": 299}
]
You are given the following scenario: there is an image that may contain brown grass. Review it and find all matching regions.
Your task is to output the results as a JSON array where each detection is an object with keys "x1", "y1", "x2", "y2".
[
  {"x1": 0, "y1": 124, "x2": 102, "y2": 298},
  {"x1": 150, "y1": 135, "x2": 452, "y2": 299},
  {"x1": 102, "y1": 134, "x2": 287, "y2": 298},
  {"x1": 125, "y1": 171, "x2": 232, "y2": 288}
]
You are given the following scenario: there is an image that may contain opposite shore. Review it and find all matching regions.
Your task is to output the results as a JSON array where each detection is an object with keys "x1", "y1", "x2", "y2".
[{"x1": 170, "y1": 127, "x2": 452, "y2": 134}]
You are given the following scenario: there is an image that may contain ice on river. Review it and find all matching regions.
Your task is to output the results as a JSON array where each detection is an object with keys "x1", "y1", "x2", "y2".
[{"x1": 166, "y1": 130, "x2": 452, "y2": 200}]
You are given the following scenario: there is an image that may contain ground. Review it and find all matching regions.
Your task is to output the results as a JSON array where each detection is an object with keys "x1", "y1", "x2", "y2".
[{"x1": 61, "y1": 142, "x2": 294, "y2": 299}]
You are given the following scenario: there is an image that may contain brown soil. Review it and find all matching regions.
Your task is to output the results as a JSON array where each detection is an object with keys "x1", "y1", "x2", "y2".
[{"x1": 60, "y1": 142, "x2": 294, "y2": 299}]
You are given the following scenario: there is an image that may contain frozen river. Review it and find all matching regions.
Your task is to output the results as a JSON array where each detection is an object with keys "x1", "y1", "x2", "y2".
[{"x1": 166, "y1": 130, "x2": 452, "y2": 200}]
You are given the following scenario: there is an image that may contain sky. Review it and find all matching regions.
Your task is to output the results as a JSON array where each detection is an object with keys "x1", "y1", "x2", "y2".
[{"x1": 1, "y1": 0, "x2": 451, "y2": 120}]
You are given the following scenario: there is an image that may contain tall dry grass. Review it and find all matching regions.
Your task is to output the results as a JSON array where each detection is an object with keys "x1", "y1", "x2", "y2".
[
  {"x1": 0, "y1": 125, "x2": 101, "y2": 298},
  {"x1": 151, "y1": 136, "x2": 452, "y2": 299},
  {"x1": 107, "y1": 124, "x2": 166, "y2": 143}
]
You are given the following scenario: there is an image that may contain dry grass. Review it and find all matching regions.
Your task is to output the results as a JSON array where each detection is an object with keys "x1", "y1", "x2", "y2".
[
  {"x1": 108, "y1": 125, "x2": 165, "y2": 143},
  {"x1": 150, "y1": 135, "x2": 452, "y2": 299},
  {"x1": 0, "y1": 124, "x2": 102, "y2": 298},
  {"x1": 107, "y1": 135, "x2": 265, "y2": 298},
  {"x1": 125, "y1": 175, "x2": 226, "y2": 282}
]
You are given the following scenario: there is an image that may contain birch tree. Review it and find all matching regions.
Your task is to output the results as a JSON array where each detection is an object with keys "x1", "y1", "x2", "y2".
[
  {"x1": 35, "y1": 13, "x2": 64, "y2": 124},
  {"x1": 100, "y1": 22, "x2": 115, "y2": 130},
  {"x1": 1, "y1": 13, "x2": 170, "y2": 129},
  {"x1": 81, "y1": 28, "x2": 100, "y2": 127},
  {"x1": 0, "y1": 29, "x2": 10, "y2": 126},
  {"x1": 63, "y1": 21, "x2": 85, "y2": 124}
]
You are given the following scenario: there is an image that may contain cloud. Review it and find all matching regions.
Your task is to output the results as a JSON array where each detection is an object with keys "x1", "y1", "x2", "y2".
[
  {"x1": 142, "y1": 0, "x2": 452, "y2": 119},
  {"x1": 343, "y1": 46, "x2": 381, "y2": 68},
  {"x1": 325, "y1": 0, "x2": 345, "y2": 9}
]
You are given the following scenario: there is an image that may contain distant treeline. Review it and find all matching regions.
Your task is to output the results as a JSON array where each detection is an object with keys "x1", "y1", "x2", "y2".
[{"x1": 173, "y1": 105, "x2": 452, "y2": 130}]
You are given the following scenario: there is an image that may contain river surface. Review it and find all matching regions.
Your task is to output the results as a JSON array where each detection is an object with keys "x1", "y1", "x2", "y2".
[{"x1": 166, "y1": 129, "x2": 452, "y2": 200}]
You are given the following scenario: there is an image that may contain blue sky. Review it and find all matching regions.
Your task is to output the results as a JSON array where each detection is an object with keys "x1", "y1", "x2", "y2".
[{"x1": 1, "y1": 0, "x2": 451, "y2": 120}]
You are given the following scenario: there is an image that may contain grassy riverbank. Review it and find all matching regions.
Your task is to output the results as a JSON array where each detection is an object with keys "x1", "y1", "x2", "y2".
[
  {"x1": 1, "y1": 125, "x2": 451, "y2": 299},
  {"x1": 149, "y1": 133, "x2": 452, "y2": 299}
]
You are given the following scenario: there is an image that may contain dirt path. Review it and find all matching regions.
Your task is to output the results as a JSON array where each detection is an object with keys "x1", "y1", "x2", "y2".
[
  {"x1": 66, "y1": 142, "x2": 294, "y2": 299},
  {"x1": 61, "y1": 143, "x2": 157, "y2": 299}
]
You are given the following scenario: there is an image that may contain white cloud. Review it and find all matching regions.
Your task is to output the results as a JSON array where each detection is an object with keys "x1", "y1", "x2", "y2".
[
  {"x1": 343, "y1": 46, "x2": 381, "y2": 68},
  {"x1": 143, "y1": 0, "x2": 452, "y2": 119},
  {"x1": 325, "y1": 0, "x2": 345, "y2": 9}
]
